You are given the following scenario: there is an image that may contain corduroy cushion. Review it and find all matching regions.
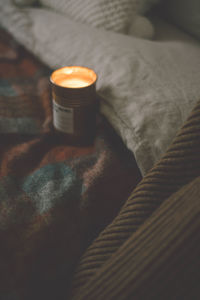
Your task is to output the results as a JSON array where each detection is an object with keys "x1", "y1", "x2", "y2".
[
  {"x1": 70, "y1": 176, "x2": 200, "y2": 299},
  {"x1": 70, "y1": 99, "x2": 200, "y2": 297}
]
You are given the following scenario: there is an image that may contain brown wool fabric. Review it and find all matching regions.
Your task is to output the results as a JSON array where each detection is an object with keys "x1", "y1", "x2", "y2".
[
  {"x1": 71, "y1": 176, "x2": 200, "y2": 299},
  {"x1": 70, "y1": 100, "x2": 200, "y2": 296}
]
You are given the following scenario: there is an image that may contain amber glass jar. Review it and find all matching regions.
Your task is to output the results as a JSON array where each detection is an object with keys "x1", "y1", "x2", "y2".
[{"x1": 50, "y1": 66, "x2": 97, "y2": 145}]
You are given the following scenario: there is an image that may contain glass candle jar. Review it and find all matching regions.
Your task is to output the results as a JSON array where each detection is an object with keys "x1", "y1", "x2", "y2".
[{"x1": 50, "y1": 66, "x2": 97, "y2": 145}]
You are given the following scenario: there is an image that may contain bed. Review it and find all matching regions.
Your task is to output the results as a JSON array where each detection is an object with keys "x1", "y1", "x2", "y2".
[{"x1": 0, "y1": 0, "x2": 200, "y2": 299}]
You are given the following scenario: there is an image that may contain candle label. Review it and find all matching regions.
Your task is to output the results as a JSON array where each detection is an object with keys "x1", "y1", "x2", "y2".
[{"x1": 53, "y1": 100, "x2": 74, "y2": 134}]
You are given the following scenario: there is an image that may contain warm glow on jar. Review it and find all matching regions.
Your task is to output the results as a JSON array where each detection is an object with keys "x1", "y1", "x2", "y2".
[
  {"x1": 51, "y1": 66, "x2": 97, "y2": 88},
  {"x1": 50, "y1": 66, "x2": 98, "y2": 145}
]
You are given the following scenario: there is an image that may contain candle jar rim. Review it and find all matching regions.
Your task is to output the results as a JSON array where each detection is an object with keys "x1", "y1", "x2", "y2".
[{"x1": 50, "y1": 65, "x2": 97, "y2": 90}]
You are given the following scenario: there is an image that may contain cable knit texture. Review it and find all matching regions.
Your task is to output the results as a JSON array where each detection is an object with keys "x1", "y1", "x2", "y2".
[
  {"x1": 16, "y1": 0, "x2": 160, "y2": 37},
  {"x1": 1, "y1": 1, "x2": 200, "y2": 175},
  {"x1": 40, "y1": 0, "x2": 138, "y2": 34},
  {"x1": 14, "y1": 0, "x2": 160, "y2": 37}
]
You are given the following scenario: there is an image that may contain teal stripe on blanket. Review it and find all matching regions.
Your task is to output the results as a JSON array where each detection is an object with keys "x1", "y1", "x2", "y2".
[{"x1": 22, "y1": 163, "x2": 82, "y2": 214}]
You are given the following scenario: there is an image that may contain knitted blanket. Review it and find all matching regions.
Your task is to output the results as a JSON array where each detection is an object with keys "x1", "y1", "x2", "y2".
[
  {"x1": 1, "y1": 27, "x2": 200, "y2": 300},
  {"x1": 0, "y1": 28, "x2": 141, "y2": 299}
]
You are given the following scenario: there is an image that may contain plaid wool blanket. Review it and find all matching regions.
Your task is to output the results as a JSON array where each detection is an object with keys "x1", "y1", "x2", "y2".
[{"x1": 0, "y1": 28, "x2": 141, "y2": 299}]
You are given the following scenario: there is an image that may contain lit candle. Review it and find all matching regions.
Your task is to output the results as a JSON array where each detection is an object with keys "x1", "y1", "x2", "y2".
[{"x1": 50, "y1": 66, "x2": 97, "y2": 145}]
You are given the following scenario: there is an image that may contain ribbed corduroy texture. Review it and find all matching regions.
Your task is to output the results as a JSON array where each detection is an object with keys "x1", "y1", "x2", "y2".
[
  {"x1": 71, "y1": 100, "x2": 200, "y2": 295},
  {"x1": 71, "y1": 176, "x2": 200, "y2": 299}
]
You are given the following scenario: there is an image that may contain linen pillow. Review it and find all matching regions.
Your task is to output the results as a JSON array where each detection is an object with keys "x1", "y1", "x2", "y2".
[
  {"x1": 1, "y1": 1, "x2": 200, "y2": 176},
  {"x1": 163, "y1": 0, "x2": 200, "y2": 40}
]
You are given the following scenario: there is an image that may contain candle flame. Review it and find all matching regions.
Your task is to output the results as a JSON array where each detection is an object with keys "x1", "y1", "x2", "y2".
[{"x1": 58, "y1": 78, "x2": 91, "y2": 88}]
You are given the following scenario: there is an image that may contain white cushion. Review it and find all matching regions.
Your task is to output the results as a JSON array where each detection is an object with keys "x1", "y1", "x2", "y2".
[
  {"x1": 39, "y1": 0, "x2": 160, "y2": 38},
  {"x1": 40, "y1": 0, "x2": 137, "y2": 34}
]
